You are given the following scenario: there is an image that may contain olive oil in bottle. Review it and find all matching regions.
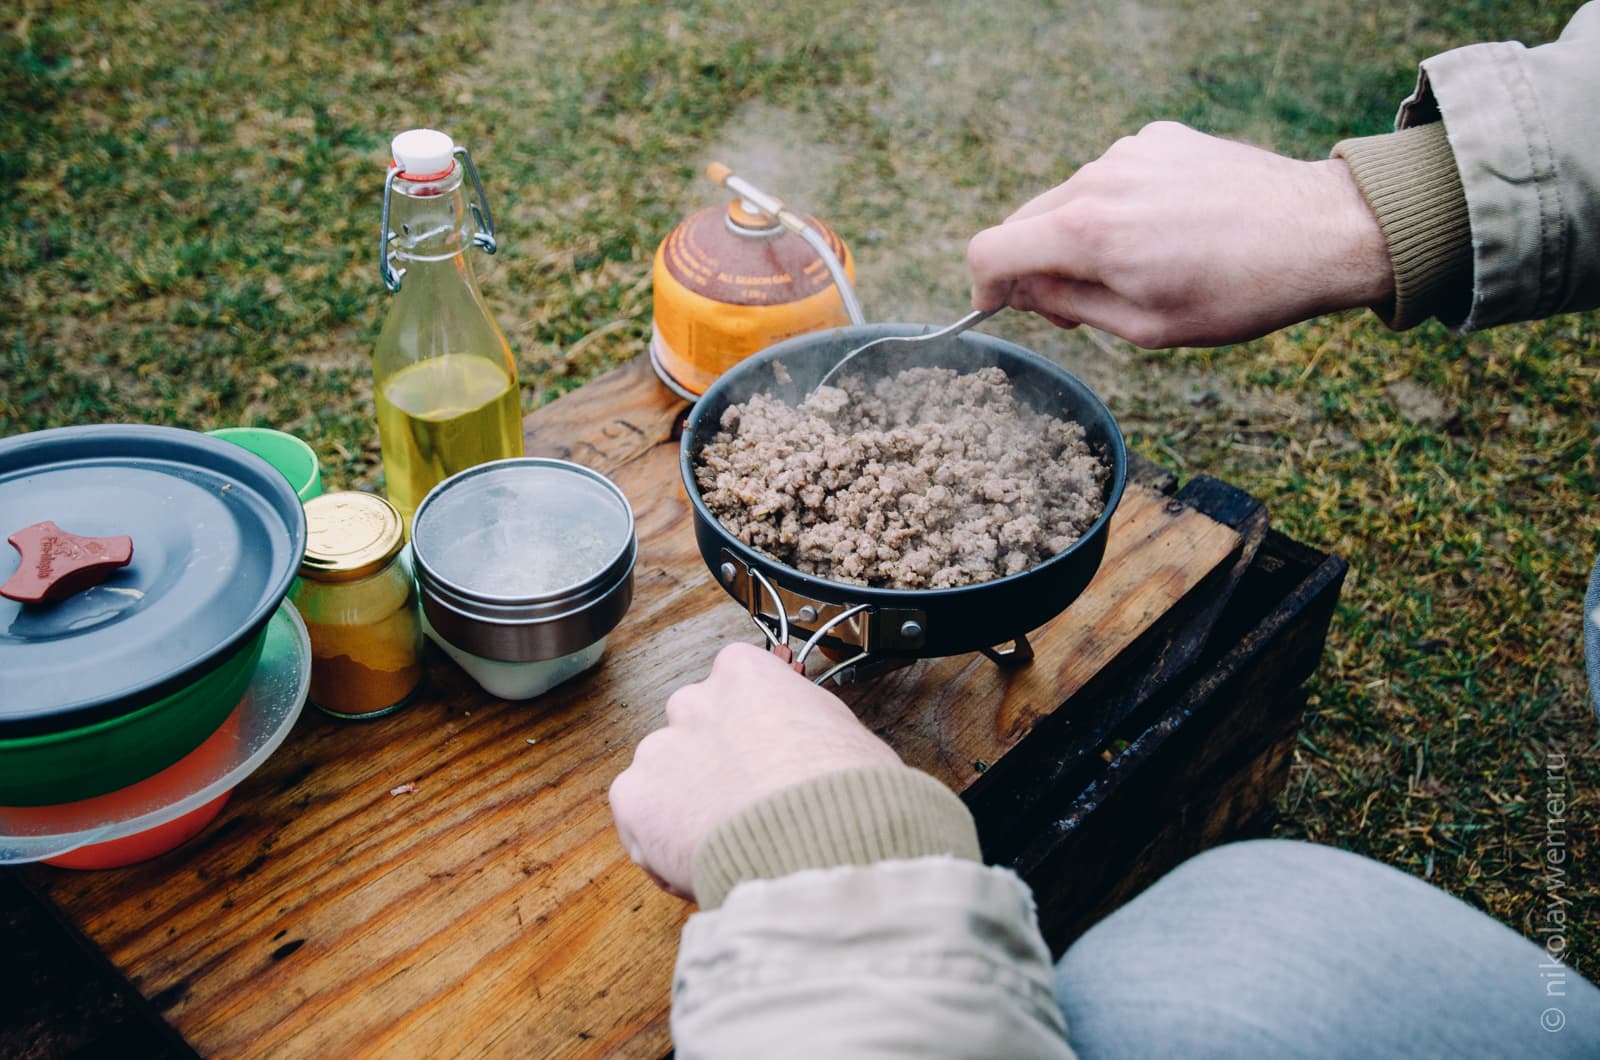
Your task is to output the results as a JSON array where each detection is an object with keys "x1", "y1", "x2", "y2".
[
  {"x1": 374, "y1": 129, "x2": 523, "y2": 531},
  {"x1": 374, "y1": 354, "x2": 522, "y2": 525}
]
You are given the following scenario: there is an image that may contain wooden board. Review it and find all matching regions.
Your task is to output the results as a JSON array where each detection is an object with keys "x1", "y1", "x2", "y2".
[
  {"x1": 28, "y1": 355, "x2": 1242, "y2": 1059},
  {"x1": 1013, "y1": 531, "x2": 1347, "y2": 948}
]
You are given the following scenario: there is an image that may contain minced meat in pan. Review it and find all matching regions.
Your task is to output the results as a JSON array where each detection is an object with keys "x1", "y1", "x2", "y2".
[{"x1": 695, "y1": 365, "x2": 1110, "y2": 589}]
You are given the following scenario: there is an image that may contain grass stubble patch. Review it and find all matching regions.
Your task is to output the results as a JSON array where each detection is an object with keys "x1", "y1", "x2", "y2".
[{"x1": 3, "y1": 0, "x2": 1593, "y2": 973}]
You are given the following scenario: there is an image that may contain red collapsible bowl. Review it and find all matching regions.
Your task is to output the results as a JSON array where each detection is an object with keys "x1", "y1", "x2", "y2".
[{"x1": 0, "y1": 601, "x2": 311, "y2": 869}]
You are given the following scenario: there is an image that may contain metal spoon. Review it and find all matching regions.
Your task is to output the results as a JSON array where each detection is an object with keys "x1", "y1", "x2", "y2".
[{"x1": 813, "y1": 306, "x2": 1004, "y2": 392}]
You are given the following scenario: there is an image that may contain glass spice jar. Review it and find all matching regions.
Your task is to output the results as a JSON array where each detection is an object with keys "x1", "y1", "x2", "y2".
[{"x1": 290, "y1": 491, "x2": 422, "y2": 719}]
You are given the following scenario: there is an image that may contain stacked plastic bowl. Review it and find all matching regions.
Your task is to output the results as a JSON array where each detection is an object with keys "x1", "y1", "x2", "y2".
[{"x1": 0, "y1": 426, "x2": 311, "y2": 868}]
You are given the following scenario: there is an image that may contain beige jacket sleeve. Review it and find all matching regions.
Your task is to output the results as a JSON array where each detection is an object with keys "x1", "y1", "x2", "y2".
[
  {"x1": 672, "y1": 766, "x2": 1075, "y2": 1060},
  {"x1": 1334, "y1": 3, "x2": 1600, "y2": 331}
]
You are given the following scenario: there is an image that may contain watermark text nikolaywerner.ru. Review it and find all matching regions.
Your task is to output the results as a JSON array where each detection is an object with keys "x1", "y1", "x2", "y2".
[{"x1": 1539, "y1": 751, "x2": 1572, "y2": 1034}]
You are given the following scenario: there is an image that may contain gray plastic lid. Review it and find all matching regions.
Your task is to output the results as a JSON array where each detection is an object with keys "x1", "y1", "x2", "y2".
[
  {"x1": 412, "y1": 459, "x2": 634, "y2": 599},
  {"x1": 0, "y1": 425, "x2": 307, "y2": 734}
]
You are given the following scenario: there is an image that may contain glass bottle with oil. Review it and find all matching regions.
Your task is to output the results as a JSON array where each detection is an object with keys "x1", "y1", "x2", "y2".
[{"x1": 374, "y1": 128, "x2": 523, "y2": 531}]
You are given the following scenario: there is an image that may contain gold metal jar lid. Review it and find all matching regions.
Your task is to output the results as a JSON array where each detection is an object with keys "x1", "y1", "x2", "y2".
[{"x1": 299, "y1": 491, "x2": 406, "y2": 582}]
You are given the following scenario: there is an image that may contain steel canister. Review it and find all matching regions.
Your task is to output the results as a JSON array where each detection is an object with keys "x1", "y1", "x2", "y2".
[{"x1": 409, "y1": 459, "x2": 636, "y2": 695}]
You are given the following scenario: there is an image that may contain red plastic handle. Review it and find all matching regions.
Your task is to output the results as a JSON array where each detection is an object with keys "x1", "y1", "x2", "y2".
[
  {"x1": 1, "y1": 520, "x2": 134, "y2": 604},
  {"x1": 770, "y1": 643, "x2": 806, "y2": 675}
]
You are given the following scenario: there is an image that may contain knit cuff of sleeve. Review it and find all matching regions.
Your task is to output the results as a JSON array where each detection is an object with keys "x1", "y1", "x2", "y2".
[
  {"x1": 1331, "y1": 122, "x2": 1471, "y2": 330},
  {"x1": 690, "y1": 765, "x2": 982, "y2": 910}
]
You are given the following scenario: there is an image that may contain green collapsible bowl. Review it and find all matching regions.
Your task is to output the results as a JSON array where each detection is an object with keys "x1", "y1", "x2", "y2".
[
  {"x1": 0, "y1": 425, "x2": 307, "y2": 806},
  {"x1": 0, "y1": 634, "x2": 265, "y2": 806}
]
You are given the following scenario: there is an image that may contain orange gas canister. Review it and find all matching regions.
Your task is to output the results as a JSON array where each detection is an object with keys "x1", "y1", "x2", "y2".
[{"x1": 650, "y1": 165, "x2": 861, "y2": 398}]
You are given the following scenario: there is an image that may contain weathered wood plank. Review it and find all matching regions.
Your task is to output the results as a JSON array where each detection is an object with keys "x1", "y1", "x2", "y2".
[
  {"x1": 522, "y1": 355, "x2": 684, "y2": 473},
  {"x1": 964, "y1": 471, "x2": 1271, "y2": 861},
  {"x1": 1014, "y1": 544, "x2": 1348, "y2": 951},
  {"x1": 31, "y1": 355, "x2": 1249, "y2": 1058}
]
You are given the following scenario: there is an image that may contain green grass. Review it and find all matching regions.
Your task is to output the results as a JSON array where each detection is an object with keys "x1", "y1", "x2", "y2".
[
  {"x1": 3, "y1": 0, "x2": 1594, "y2": 973},
  {"x1": 1165, "y1": 312, "x2": 1600, "y2": 946}
]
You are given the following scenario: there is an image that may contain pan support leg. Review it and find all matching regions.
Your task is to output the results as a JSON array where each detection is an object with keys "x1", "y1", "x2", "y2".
[{"x1": 980, "y1": 633, "x2": 1033, "y2": 667}]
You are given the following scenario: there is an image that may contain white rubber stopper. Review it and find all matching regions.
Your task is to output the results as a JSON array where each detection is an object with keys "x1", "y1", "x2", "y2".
[{"x1": 391, "y1": 128, "x2": 455, "y2": 177}]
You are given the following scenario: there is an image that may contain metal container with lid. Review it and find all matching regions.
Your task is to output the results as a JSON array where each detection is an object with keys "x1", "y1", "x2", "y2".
[
  {"x1": 289, "y1": 491, "x2": 422, "y2": 720},
  {"x1": 410, "y1": 458, "x2": 636, "y2": 700}
]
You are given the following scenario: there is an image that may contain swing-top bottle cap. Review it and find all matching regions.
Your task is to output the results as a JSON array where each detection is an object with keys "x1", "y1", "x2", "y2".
[{"x1": 392, "y1": 128, "x2": 455, "y2": 180}]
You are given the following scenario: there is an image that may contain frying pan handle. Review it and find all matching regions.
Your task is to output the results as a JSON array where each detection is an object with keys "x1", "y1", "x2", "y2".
[
  {"x1": 739, "y1": 564, "x2": 873, "y2": 682},
  {"x1": 744, "y1": 566, "x2": 791, "y2": 650},
  {"x1": 769, "y1": 643, "x2": 804, "y2": 674},
  {"x1": 740, "y1": 566, "x2": 803, "y2": 673},
  {"x1": 790, "y1": 604, "x2": 871, "y2": 672}
]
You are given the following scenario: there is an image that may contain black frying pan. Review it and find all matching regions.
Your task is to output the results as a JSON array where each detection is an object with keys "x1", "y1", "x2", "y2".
[{"x1": 680, "y1": 323, "x2": 1128, "y2": 662}]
